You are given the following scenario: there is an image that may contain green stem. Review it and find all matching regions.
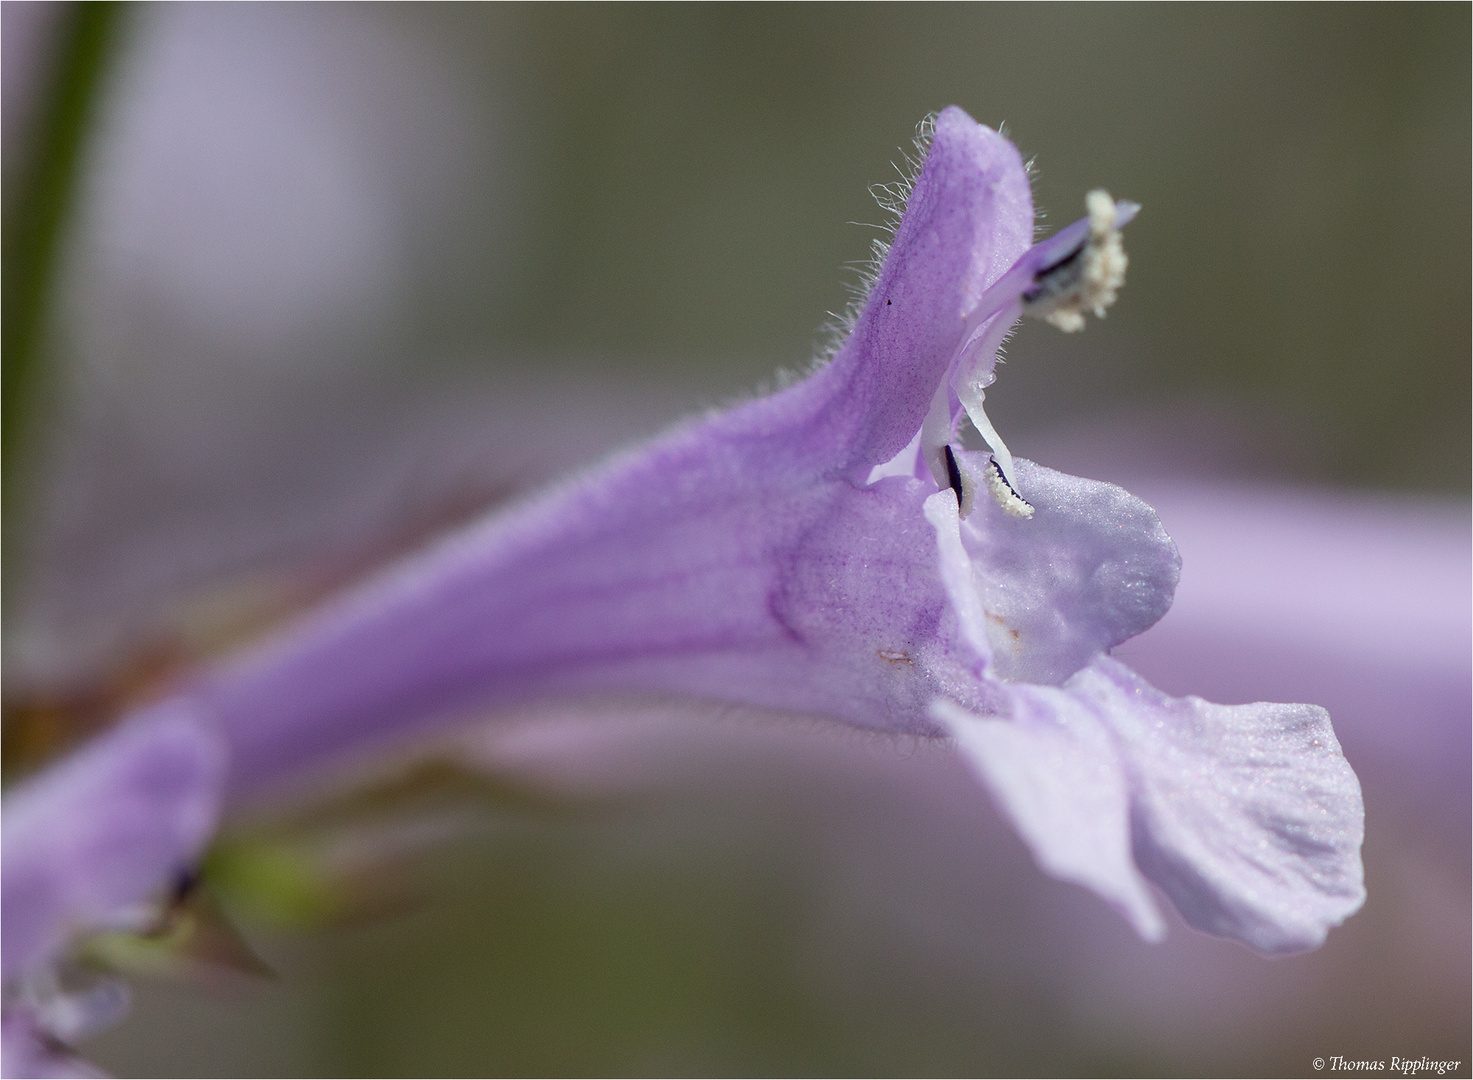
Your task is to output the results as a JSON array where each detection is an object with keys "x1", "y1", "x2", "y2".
[{"x1": 2, "y1": 1, "x2": 124, "y2": 538}]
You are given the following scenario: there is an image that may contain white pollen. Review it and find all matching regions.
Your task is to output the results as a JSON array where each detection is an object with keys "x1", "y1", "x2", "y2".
[
  {"x1": 1043, "y1": 308, "x2": 1087, "y2": 333},
  {"x1": 1086, "y1": 188, "x2": 1117, "y2": 233},
  {"x1": 1032, "y1": 189, "x2": 1131, "y2": 333},
  {"x1": 983, "y1": 458, "x2": 1035, "y2": 519}
]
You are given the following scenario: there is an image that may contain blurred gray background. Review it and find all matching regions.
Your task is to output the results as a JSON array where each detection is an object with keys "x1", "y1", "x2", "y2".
[{"x1": 3, "y1": 3, "x2": 1469, "y2": 1077}]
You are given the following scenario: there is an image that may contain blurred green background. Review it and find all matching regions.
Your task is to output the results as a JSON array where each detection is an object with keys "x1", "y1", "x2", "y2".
[
  {"x1": 4, "y1": 3, "x2": 1469, "y2": 1077},
  {"x1": 416, "y1": 2, "x2": 1471, "y2": 490},
  {"x1": 13, "y1": 3, "x2": 1466, "y2": 494}
]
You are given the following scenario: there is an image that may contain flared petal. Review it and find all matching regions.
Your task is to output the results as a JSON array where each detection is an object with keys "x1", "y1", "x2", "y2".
[
  {"x1": 934, "y1": 453, "x2": 1180, "y2": 685},
  {"x1": 1077, "y1": 656, "x2": 1365, "y2": 953},
  {"x1": 1, "y1": 702, "x2": 227, "y2": 979},
  {"x1": 938, "y1": 655, "x2": 1365, "y2": 953}
]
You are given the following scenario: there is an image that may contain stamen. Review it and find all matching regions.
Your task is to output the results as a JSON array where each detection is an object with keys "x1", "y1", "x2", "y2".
[
  {"x1": 957, "y1": 382, "x2": 1019, "y2": 491},
  {"x1": 943, "y1": 445, "x2": 975, "y2": 519},
  {"x1": 982, "y1": 457, "x2": 1034, "y2": 519},
  {"x1": 910, "y1": 190, "x2": 1137, "y2": 516},
  {"x1": 1022, "y1": 189, "x2": 1132, "y2": 333}
]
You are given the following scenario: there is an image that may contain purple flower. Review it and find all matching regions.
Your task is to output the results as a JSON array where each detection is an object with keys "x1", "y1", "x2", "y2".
[
  {"x1": 2, "y1": 106, "x2": 1364, "y2": 1069},
  {"x1": 2, "y1": 704, "x2": 225, "y2": 1076}
]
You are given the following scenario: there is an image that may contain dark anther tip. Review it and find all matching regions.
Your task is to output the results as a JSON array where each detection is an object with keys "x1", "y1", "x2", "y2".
[{"x1": 944, "y1": 445, "x2": 965, "y2": 507}]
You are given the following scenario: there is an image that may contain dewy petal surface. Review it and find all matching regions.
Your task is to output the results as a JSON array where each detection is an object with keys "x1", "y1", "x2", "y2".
[
  {"x1": 1, "y1": 702, "x2": 227, "y2": 980},
  {"x1": 939, "y1": 655, "x2": 1365, "y2": 954},
  {"x1": 1079, "y1": 656, "x2": 1366, "y2": 954}
]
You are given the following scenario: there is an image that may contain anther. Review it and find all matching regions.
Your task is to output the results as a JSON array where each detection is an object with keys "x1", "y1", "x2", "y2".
[
  {"x1": 943, "y1": 445, "x2": 975, "y2": 519},
  {"x1": 982, "y1": 456, "x2": 1034, "y2": 519},
  {"x1": 1022, "y1": 190, "x2": 1133, "y2": 333}
]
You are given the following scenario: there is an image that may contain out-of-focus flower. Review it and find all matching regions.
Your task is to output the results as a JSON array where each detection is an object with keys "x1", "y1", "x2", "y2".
[
  {"x1": 2, "y1": 107, "x2": 1365, "y2": 1070},
  {"x1": 3, "y1": 1007, "x2": 109, "y2": 1080},
  {"x1": 1, "y1": 705, "x2": 225, "y2": 1077}
]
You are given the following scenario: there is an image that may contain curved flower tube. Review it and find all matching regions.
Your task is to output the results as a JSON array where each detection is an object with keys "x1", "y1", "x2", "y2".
[{"x1": 1, "y1": 106, "x2": 1365, "y2": 1071}]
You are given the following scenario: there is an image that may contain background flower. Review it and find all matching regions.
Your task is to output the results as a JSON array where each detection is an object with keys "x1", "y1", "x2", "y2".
[{"x1": 3, "y1": 5, "x2": 1467, "y2": 1076}]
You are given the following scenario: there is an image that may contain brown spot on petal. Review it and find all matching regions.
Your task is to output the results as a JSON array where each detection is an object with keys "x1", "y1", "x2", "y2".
[{"x1": 985, "y1": 612, "x2": 1022, "y2": 644}]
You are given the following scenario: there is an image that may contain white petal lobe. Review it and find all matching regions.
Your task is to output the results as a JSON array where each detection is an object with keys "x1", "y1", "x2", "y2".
[
  {"x1": 1077, "y1": 657, "x2": 1366, "y2": 954},
  {"x1": 938, "y1": 654, "x2": 1365, "y2": 954}
]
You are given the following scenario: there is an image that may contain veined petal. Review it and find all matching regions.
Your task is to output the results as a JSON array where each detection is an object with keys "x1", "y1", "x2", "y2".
[
  {"x1": 938, "y1": 655, "x2": 1365, "y2": 953},
  {"x1": 1, "y1": 702, "x2": 227, "y2": 979},
  {"x1": 1076, "y1": 656, "x2": 1365, "y2": 954},
  {"x1": 787, "y1": 105, "x2": 1033, "y2": 474},
  {"x1": 203, "y1": 461, "x2": 1011, "y2": 796}
]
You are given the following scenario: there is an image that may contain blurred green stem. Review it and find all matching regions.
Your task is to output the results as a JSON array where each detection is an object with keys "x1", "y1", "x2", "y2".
[{"x1": 2, "y1": 1, "x2": 123, "y2": 561}]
